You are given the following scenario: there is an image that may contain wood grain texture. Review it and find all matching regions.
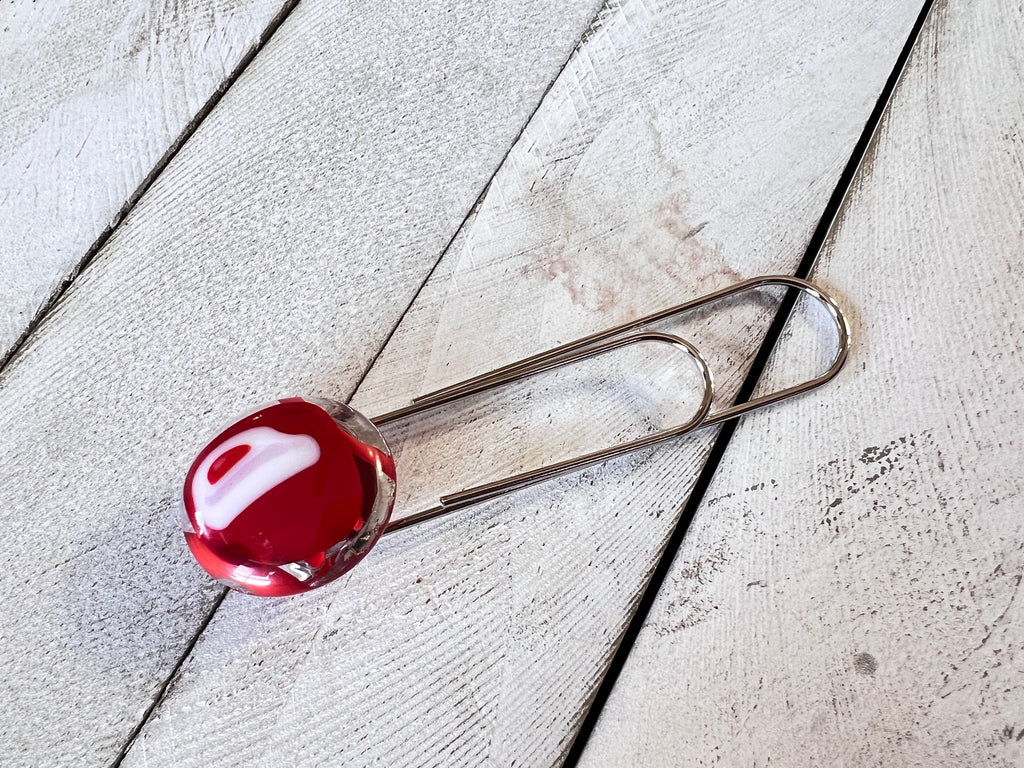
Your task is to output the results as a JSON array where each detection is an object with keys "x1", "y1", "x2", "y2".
[
  {"x1": 0, "y1": 0, "x2": 291, "y2": 361},
  {"x1": 578, "y1": 1, "x2": 1024, "y2": 765},
  {"x1": 115, "y1": 2, "x2": 924, "y2": 766},
  {"x1": 0, "y1": 0, "x2": 603, "y2": 764}
]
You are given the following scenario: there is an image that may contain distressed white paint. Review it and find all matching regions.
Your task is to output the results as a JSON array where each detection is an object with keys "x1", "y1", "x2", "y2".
[
  {"x1": 0, "y1": 0, "x2": 602, "y2": 763},
  {"x1": 0, "y1": 0, "x2": 291, "y2": 360},
  {"x1": 579, "y1": 1, "x2": 1024, "y2": 765},
  {"x1": 113, "y1": 2, "x2": 924, "y2": 766}
]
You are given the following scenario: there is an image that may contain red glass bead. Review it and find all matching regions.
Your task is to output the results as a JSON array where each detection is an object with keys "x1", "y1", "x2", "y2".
[{"x1": 182, "y1": 397, "x2": 396, "y2": 596}]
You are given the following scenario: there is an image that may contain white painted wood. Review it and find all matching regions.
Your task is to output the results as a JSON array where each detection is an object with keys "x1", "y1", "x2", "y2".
[
  {"x1": 114, "y1": 2, "x2": 924, "y2": 766},
  {"x1": 578, "y1": 1, "x2": 1024, "y2": 765},
  {"x1": 0, "y1": 0, "x2": 291, "y2": 361},
  {"x1": 0, "y1": 1, "x2": 603, "y2": 764}
]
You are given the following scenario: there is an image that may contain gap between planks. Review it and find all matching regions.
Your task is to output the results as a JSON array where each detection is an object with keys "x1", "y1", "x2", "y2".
[
  {"x1": 559, "y1": 0, "x2": 938, "y2": 763},
  {"x1": 0, "y1": 0, "x2": 301, "y2": 376},
  {"x1": 106, "y1": 2, "x2": 616, "y2": 766}
]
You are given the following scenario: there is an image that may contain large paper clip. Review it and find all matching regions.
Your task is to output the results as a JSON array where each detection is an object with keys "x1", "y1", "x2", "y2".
[{"x1": 182, "y1": 275, "x2": 849, "y2": 595}]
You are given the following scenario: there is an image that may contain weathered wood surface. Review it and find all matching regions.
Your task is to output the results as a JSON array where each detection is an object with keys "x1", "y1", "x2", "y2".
[
  {"x1": 0, "y1": 0, "x2": 290, "y2": 361},
  {"x1": 110, "y1": 2, "x2": 924, "y2": 766},
  {"x1": 578, "y1": 1, "x2": 1024, "y2": 765},
  {"x1": 0, "y1": 0, "x2": 604, "y2": 763}
]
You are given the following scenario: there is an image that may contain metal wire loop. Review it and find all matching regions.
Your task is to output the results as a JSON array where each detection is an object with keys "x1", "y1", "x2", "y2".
[{"x1": 376, "y1": 275, "x2": 850, "y2": 533}]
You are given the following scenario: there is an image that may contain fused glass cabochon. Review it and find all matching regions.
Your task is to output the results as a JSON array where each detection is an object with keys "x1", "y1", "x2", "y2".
[{"x1": 183, "y1": 397, "x2": 396, "y2": 596}]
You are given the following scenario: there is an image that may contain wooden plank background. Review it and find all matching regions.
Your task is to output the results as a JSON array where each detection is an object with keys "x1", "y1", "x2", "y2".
[
  {"x1": 0, "y1": 0, "x2": 290, "y2": 360},
  {"x1": 5, "y1": 0, "x2": 1018, "y2": 766},
  {"x1": 577, "y1": 0, "x2": 1024, "y2": 765},
  {"x1": 0, "y1": 0, "x2": 604, "y2": 763},
  {"x1": 106, "y1": 1, "x2": 923, "y2": 766}
]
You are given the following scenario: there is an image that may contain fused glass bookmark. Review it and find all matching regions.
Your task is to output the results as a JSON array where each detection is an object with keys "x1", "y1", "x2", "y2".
[{"x1": 182, "y1": 276, "x2": 850, "y2": 596}]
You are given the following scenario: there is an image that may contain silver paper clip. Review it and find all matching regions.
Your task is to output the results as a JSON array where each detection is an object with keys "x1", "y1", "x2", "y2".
[{"x1": 377, "y1": 274, "x2": 849, "y2": 533}]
